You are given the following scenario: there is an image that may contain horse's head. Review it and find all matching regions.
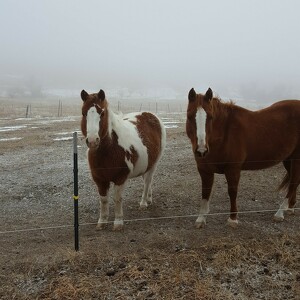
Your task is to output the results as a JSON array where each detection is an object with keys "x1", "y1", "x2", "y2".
[
  {"x1": 81, "y1": 89, "x2": 108, "y2": 149},
  {"x1": 186, "y1": 87, "x2": 213, "y2": 158}
]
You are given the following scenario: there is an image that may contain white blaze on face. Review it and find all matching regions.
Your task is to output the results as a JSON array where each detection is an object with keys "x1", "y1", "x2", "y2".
[
  {"x1": 195, "y1": 107, "x2": 207, "y2": 155},
  {"x1": 87, "y1": 106, "x2": 100, "y2": 142}
]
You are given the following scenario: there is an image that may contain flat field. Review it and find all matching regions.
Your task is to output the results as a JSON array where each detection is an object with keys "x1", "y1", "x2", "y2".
[{"x1": 0, "y1": 98, "x2": 299, "y2": 299}]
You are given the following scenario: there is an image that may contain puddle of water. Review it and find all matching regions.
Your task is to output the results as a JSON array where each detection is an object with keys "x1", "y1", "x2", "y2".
[
  {"x1": 0, "y1": 137, "x2": 22, "y2": 142},
  {"x1": 53, "y1": 137, "x2": 73, "y2": 141},
  {"x1": 165, "y1": 124, "x2": 179, "y2": 129},
  {"x1": 162, "y1": 119, "x2": 184, "y2": 129},
  {"x1": 35, "y1": 117, "x2": 77, "y2": 125},
  {"x1": 55, "y1": 131, "x2": 76, "y2": 135},
  {"x1": 15, "y1": 118, "x2": 34, "y2": 121},
  {"x1": 0, "y1": 125, "x2": 27, "y2": 132}
]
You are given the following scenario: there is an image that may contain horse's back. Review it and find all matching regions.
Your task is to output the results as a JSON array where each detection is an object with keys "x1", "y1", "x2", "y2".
[
  {"x1": 135, "y1": 112, "x2": 166, "y2": 167},
  {"x1": 255, "y1": 100, "x2": 300, "y2": 131},
  {"x1": 235, "y1": 100, "x2": 300, "y2": 169},
  {"x1": 269, "y1": 99, "x2": 300, "y2": 108},
  {"x1": 122, "y1": 111, "x2": 166, "y2": 174}
]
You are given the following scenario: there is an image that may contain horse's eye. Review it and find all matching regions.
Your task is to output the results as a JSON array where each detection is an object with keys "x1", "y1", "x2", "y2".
[{"x1": 82, "y1": 113, "x2": 87, "y2": 117}]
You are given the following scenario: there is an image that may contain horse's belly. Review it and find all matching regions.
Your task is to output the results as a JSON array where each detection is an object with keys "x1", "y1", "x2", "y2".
[
  {"x1": 242, "y1": 159, "x2": 280, "y2": 170},
  {"x1": 243, "y1": 136, "x2": 299, "y2": 170},
  {"x1": 126, "y1": 149, "x2": 149, "y2": 178}
]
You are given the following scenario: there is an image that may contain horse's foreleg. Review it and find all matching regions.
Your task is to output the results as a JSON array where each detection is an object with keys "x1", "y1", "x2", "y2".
[
  {"x1": 96, "y1": 182, "x2": 110, "y2": 230},
  {"x1": 140, "y1": 167, "x2": 156, "y2": 209},
  {"x1": 113, "y1": 184, "x2": 125, "y2": 230},
  {"x1": 225, "y1": 169, "x2": 241, "y2": 227},
  {"x1": 196, "y1": 171, "x2": 214, "y2": 228}
]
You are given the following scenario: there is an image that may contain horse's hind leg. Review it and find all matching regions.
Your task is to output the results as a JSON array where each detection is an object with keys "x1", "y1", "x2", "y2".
[
  {"x1": 274, "y1": 159, "x2": 300, "y2": 221},
  {"x1": 140, "y1": 166, "x2": 156, "y2": 209}
]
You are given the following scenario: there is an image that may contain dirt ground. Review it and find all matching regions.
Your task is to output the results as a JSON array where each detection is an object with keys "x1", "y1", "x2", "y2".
[{"x1": 0, "y1": 101, "x2": 299, "y2": 299}]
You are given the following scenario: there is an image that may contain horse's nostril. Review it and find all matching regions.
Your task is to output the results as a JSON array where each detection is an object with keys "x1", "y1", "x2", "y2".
[
  {"x1": 86, "y1": 138, "x2": 89, "y2": 145},
  {"x1": 195, "y1": 150, "x2": 202, "y2": 158}
]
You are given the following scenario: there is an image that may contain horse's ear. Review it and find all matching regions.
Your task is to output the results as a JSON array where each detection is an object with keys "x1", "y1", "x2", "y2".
[
  {"x1": 204, "y1": 88, "x2": 213, "y2": 102},
  {"x1": 81, "y1": 90, "x2": 89, "y2": 102},
  {"x1": 98, "y1": 89, "x2": 105, "y2": 101},
  {"x1": 188, "y1": 88, "x2": 196, "y2": 102}
]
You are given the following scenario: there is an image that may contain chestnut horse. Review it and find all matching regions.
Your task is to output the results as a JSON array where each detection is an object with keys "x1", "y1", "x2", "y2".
[
  {"x1": 186, "y1": 87, "x2": 300, "y2": 228},
  {"x1": 81, "y1": 89, "x2": 166, "y2": 230}
]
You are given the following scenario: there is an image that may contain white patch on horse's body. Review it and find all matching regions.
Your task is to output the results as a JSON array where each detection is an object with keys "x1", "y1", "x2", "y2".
[
  {"x1": 87, "y1": 106, "x2": 101, "y2": 143},
  {"x1": 195, "y1": 107, "x2": 207, "y2": 155},
  {"x1": 125, "y1": 157, "x2": 134, "y2": 174},
  {"x1": 109, "y1": 110, "x2": 149, "y2": 178}
]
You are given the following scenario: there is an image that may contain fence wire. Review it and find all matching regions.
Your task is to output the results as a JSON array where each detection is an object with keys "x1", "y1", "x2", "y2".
[{"x1": 0, "y1": 207, "x2": 299, "y2": 235}]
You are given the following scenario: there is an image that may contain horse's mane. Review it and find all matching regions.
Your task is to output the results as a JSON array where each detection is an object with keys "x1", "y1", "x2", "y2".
[{"x1": 211, "y1": 96, "x2": 235, "y2": 117}]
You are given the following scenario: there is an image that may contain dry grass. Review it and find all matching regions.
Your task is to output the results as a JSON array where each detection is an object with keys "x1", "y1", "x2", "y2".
[{"x1": 1, "y1": 234, "x2": 299, "y2": 299}]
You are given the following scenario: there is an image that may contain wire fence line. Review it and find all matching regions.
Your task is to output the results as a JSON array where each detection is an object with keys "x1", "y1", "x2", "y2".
[
  {"x1": 72, "y1": 158, "x2": 300, "y2": 170},
  {"x1": 0, "y1": 208, "x2": 299, "y2": 235}
]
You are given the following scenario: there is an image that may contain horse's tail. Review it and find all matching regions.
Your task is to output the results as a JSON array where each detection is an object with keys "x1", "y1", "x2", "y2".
[{"x1": 278, "y1": 172, "x2": 290, "y2": 192}]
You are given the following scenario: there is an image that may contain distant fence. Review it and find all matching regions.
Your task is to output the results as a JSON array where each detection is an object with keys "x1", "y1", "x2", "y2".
[
  {"x1": 0, "y1": 97, "x2": 186, "y2": 119},
  {"x1": 0, "y1": 99, "x2": 80, "y2": 118}
]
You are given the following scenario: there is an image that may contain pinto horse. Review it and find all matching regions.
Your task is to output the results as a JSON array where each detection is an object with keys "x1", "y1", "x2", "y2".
[
  {"x1": 81, "y1": 89, "x2": 166, "y2": 230},
  {"x1": 186, "y1": 87, "x2": 300, "y2": 228}
]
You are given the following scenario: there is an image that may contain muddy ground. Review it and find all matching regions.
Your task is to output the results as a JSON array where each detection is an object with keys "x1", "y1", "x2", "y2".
[{"x1": 0, "y1": 102, "x2": 299, "y2": 299}]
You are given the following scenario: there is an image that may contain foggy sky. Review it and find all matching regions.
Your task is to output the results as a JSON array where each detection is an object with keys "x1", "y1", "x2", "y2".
[{"x1": 1, "y1": 0, "x2": 300, "y2": 101}]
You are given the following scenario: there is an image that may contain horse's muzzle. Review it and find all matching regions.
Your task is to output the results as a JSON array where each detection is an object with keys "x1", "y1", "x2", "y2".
[
  {"x1": 86, "y1": 137, "x2": 100, "y2": 149},
  {"x1": 195, "y1": 148, "x2": 208, "y2": 158}
]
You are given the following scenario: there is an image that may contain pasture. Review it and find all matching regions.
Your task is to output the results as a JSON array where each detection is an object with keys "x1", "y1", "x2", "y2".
[{"x1": 0, "y1": 98, "x2": 299, "y2": 299}]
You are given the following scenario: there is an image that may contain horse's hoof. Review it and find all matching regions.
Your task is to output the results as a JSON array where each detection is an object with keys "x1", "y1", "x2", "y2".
[
  {"x1": 113, "y1": 220, "x2": 124, "y2": 231},
  {"x1": 147, "y1": 197, "x2": 153, "y2": 206},
  {"x1": 113, "y1": 224, "x2": 124, "y2": 231},
  {"x1": 273, "y1": 215, "x2": 284, "y2": 222},
  {"x1": 227, "y1": 218, "x2": 239, "y2": 228},
  {"x1": 139, "y1": 203, "x2": 148, "y2": 210},
  {"x1": 96, "y1": 223, "x2": 108, "y2": 230},
  {"x1": 195, "y1": 221, "x2": 206, "y2": 229},
  {"x1": 286, "y1": 208, "x2": 295, "y2": 215}
]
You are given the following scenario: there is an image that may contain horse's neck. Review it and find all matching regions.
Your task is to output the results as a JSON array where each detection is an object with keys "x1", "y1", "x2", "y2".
[
  {"x1": 210, "y1": 102, "x2": 233, "y2": 141},
  {"x1": 211, "y1": 103, "x2": 247, "y2": 138},
  {"x1": 104, "y1": 107, "x2": 118, "y2": 139},
  {"x1": 98, "y1": 107, "x2": 113, "y2": 140},
  {"x1": 212, "y1": 101, "x2": 230, "y2": 124}
]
